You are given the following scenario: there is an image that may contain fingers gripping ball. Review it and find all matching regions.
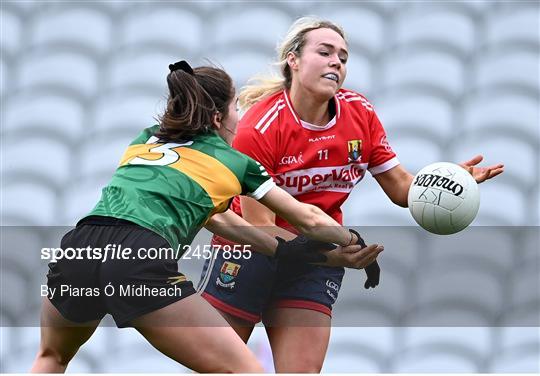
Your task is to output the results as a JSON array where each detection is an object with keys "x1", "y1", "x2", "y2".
[{"x1": 408, "y1": 162, "x2": 480, "y2": 235}]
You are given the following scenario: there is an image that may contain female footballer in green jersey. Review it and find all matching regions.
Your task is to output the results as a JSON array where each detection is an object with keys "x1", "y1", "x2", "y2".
[{"x1": 31, "y1": 61, "x2": 383, "y2": 373}]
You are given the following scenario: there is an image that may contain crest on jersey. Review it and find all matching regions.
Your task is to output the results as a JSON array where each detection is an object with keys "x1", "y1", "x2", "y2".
[
  {"x1": 347, "y1": 140, "x2": 362, "y2": 162},
  {"x1": 216, "y1": 261, "x2": 241, "y2": 289}
]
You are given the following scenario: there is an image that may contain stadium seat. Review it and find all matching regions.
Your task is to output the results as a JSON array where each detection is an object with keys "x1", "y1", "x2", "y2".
[
  {"x1": 2, "y1": 93, "x2": 86, "y2": 142},
  {"x1": 18, "y1": 50, "x2": 99, "y2": 98},
  {"x1": 411, "y1": 260, "x2": 504, "y2": 325},
  {"x1": 372, "y1": 226, "x2": 424, "y2": 272},
  {"x1": 402, "y1": 327, "x2": 492, "y2": 360},
  {"x1": 120, "y1": 6, "x2": 203, "y2": 54},
  {"x1": 340, "y1": 52, "x2": 373, "y2": 96},
  {"x1": 1, "y1": 0, "x2": 39, "y2": 15},
  {"x1": 72, "y1": 327, "x2": 114, "y2": 370},
  {"x1": 434, "y1": 227, "x2": 516, "y2": 270},
  {"x1": 452, "y1": 132, "x2": 536, "y2": 189},
  {"x1": 382, "y1": 50, "x2": 465, "y2": 99},
  {"x1": 1, "y1": 259, "x2": 33, "y2": 317},
  {"x1": 2, "y1": 136, "x2": 72, "y2": 185},
  {"x1": 323, "y1": 346, "x2": 385, "y2": 372},
  {"x1": 93, "y1": 92, "x2": 163, "y2": 134},
  {"x1": 106, "y1": 51, "x2": 173, "y2": 93},
  {"x1": 490, "y1": 342, "x2": 540, "y2": 373},
  {"x1": 509, "y1": 259, "x2": 540, "y2": 318},
  {"x1": 388, "y1": 135, "x2": 444, "y2": 174},
  {"x1": 239, "y1": 327, "x2": 274, "y2": 372},
  {"x1": 0, "y1": 328, "x2": 12, "y2": 362},
  {"x1": 474, "y1": 51, "x2": 539, "y2": 94},
  {"x1": 520, "y1": 227, "x2": 539, "y2": 264},
  {"x1": 31, "y1": 8, "x2": 111, "y2": 55},
  {"x1": 498, "y1": 327, "x2": 540, "y2": 352},
  {"x1": 60, "y1": 174, "x2": 112, "y2": 225},
  {"x1": 2, "y1": 342, "x2": 98, "y2": 372},
  {"x1": 2, "y1": 181, "x2": 57, "y2": 225},
  {"x1": 327, "y1": 327, "x2": 393, "y2": 367},
  {"x1": 0, "y1": 8, "x2": 22, "y2": 56},
  {"x1": 1, "y1": 226, "x2": 46, "y2": 278},
  {"x1": 394, "y1": 9, "x2": 475, "y2": 56},
  {"x1": 0, "y1": 57, "x2": 9, "y2": 97},
  {"x1": 335, "y1": 264, "x2": 409, "y2": 326},
  {"x1": 376, "y1": 93, "x2": 454, "y2": 141},
  {"x1": 322, "y1": 6, "x2": 386, "y2": 57},
  {"x1": 100, "y1": 329, "x2": 189, "y2": 372},
  {"x1": 486, "y1": 6, "x2": 540, "y2": 47},
  {"x1": 344, "y1": 182, "x2": 416, "y2": 226},
  {"x1": 462, "y1": 93, "x2": 539, "y2": 140},
  {"x1": 213, "y1": 7, "x2": 291, "y2": 52},
  {"x1": 217, "y1": 52, "x2": 275, "y2": 90},
  {"x1": 392, "y1": 343, "x2": 481, "y2": 372},
  {"x1": 475, "y1": 183, "x2": 526, "y2": 226},
  {"x1": 79, "y1": 130, "x2": 138, "y2": 176},
  {"x1": 412, "y1": 0, "x2": 493, "y2": 16}
]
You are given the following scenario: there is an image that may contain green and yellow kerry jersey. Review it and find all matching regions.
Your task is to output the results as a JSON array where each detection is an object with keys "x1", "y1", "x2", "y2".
[{"x1": 85, "y1": 125, "x2": 274, "y2": 251}]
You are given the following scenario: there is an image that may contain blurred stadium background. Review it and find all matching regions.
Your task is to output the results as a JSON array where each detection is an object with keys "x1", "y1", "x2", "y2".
[{"x1": 1, "y1": 0, "x2": 539, "y2": 373}]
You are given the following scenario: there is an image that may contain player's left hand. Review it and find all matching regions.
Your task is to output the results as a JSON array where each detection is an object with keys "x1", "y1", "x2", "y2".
[
  {"x1": 459, "y1": 155, "x2": 504, "y2": 183},
  {"x1": 349, "y1": 229, "x2": 380, "y2": 289}
]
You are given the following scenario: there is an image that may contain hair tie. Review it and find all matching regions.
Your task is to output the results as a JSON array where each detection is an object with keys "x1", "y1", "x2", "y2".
[{"x1": 169, "y1": 60, "x2": 194, "y2": 75}]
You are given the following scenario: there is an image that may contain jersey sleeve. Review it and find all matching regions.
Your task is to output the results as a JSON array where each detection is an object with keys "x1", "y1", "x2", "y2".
[
  {"x1": 367, "y1": 110, "x2": 400, "y2": 176},
  {"x1": 241, "y1": 156, "x2": 275, "y2": 200},
  {"x1": 232, "y1": 109, "x2": 279, "y2": 176}
]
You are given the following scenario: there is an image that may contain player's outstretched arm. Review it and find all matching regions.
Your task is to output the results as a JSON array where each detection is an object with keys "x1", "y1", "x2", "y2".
[
  {"x1": 375, "y1": 156, "x2": 504, "y2": 208},
  {"x1": 206, "y1": 209, "x2": 381, "y2": 267},
  {"x1": 374, "y1": 164, "x2": 414, "y2": 207},
  {"x1": 205, "y1": 209, "x2": 278, "y2": 256},
  {"x1": 258, "y1": 186, "x2": 359, "y2": 247}
]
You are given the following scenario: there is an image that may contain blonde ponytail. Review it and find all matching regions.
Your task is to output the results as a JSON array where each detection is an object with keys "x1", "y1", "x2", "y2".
[{"x1": 238, "y1": 74, "x2": 285, "y2": 110}]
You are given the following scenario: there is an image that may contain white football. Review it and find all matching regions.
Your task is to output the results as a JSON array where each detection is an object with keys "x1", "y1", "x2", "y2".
[{"x1": 408, "y1": 162, "x2": 480, "y2": 235}]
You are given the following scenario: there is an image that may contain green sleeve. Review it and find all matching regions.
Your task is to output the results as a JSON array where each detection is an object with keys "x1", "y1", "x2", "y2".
[{"x1": 242, "y1": 157, "x2": 275, "y2": 200}]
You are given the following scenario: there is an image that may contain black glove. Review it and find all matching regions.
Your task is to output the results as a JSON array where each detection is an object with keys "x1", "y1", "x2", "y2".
[
  {"x1": 349, "y1": 229, "x2": 380, "y2": 289},
  {"x1": 274, "y1": 235, "x2": 335, "y2": 263}
]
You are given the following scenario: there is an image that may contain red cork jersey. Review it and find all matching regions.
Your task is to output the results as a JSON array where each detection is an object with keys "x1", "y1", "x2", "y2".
[{"x1": 231, "y1": 89, "x2": 399, "y2": 226}]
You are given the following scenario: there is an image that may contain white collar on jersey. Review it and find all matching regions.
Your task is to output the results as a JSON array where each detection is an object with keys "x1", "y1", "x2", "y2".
[
  {"x1": 283, "y1": 90, "x2": 341, "y2": 132},
  {"x1": 300, "y1": 116, "x2": 337, "y2": 131}
]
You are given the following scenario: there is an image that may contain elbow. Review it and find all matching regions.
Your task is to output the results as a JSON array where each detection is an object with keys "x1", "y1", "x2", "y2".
[{"x1": 392, "y1": 196, "x2": 408, "y2": 208}]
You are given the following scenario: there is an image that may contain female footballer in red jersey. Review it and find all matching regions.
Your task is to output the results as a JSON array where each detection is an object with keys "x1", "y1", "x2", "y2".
[
  {"x1": 199, "y1": 17, "x2": 505, "y2": 372},
  {"x1": 31, "y1": 61, "x2": 383, "y2": 373}
]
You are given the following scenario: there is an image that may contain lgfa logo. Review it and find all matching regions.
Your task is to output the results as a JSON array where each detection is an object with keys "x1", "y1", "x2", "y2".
[{"x1": 279, "y1": 152, "x2": 304, "y2": 166}]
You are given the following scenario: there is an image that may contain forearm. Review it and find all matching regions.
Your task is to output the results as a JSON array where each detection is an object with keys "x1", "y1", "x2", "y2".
[
  {"x1": 294, "y1": 204, "x2": 357, "y2": 246},
  {"x1": 375, "y1": 165, "x2": 414, "y2": 208},
  {"x1": 205, "y1": 210, "x2": 278, "y2": 256},
  {"x1": 258, "y1": 188, "x2": 357, "y2": 246},
  {"x1": 392, "y1": 173, "x2": 414, "y2": 207}
]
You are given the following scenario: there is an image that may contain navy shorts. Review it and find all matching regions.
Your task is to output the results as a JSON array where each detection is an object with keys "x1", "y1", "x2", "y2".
[
  {"x1": 47, "y1": 216, "x2": 196, "y2": 328},
  {"x1": 198, "y1": 235, "x2": 345, "y2": 323}
]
